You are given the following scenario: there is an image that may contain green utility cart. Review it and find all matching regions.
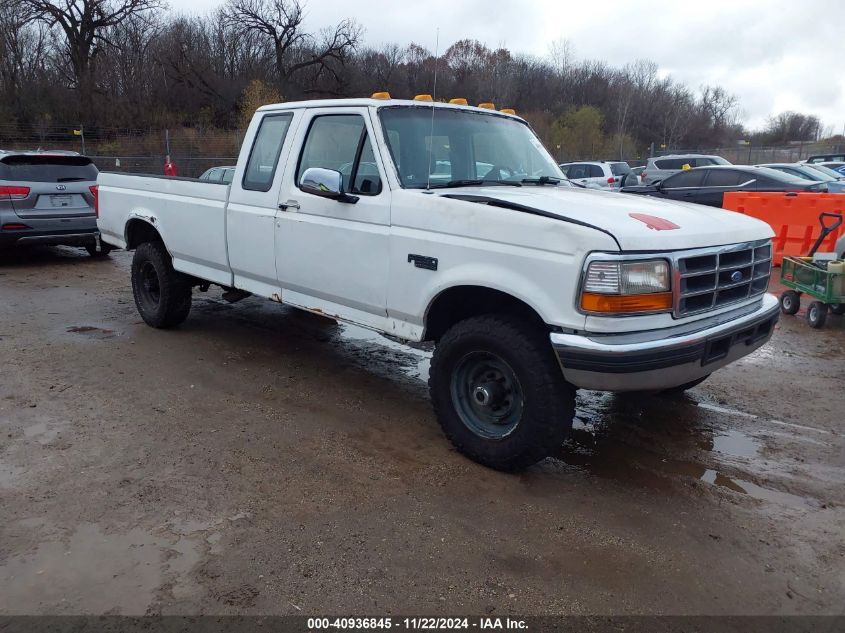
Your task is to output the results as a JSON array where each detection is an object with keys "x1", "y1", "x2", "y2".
[{"x1": 779, "y1": 212, "x2": 845, "y2": 328}]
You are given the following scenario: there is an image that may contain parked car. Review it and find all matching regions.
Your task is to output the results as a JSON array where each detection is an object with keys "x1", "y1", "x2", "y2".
[
  {"x1": 805, "y1": 153, "x2": 845, "y2": 164},
  {"x1": 98, "y1": 97, "x2": 778, "y2": 471},
  {"x1": 621, "y1": 165, "x2": 826, "y2": 207},
  {"x1": 199, "y1": 165, "x2": 236, "y2": 184},
  {"x1": 558, "y1": 161, "x2": 635, "y2": 189},
  {"x1": 758, "y1": 163, "x2": 845, "y2": 193},
  {"x1": 640, "y1": 154, "x2": 731, "y2": 185},
  {"x1": 0, "y1": 151, "x2": 109, "y2": 256},
  {"x1": 630, "y1": 165, "x2": 646, "y2": 183}
]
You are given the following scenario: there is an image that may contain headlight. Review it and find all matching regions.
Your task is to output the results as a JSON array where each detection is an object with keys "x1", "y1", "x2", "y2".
[{"x1": 581, "y1": 259, "x2": 672, "y2": 314}]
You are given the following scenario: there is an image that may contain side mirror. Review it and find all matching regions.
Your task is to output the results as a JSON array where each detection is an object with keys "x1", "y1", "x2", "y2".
[
  {"x1": 300, "y1": 167, "x2": 359, "y2": 204},
  {"x1": 300, "y1": 167, "x2": 344, "y2": 198}
]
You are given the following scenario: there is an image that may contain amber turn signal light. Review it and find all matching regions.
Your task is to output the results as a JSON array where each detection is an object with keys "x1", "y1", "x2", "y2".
[{"x1": 580, "y1": 292, "x2": 673, "y2": 314}]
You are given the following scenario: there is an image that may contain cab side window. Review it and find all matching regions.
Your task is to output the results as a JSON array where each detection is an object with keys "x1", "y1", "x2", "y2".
[
  {"x1": 662, "y1": 169, "x2": 706, "y2": 188},
  {"x1": 243, "y1": 113, "x2": 294, "y2": 192},
  {"x1": 704, "y1": 169, "x2": 747, "y2": 187},
  {"x1": 297, "y1": 114, "x2": 382, "y2": 196}
]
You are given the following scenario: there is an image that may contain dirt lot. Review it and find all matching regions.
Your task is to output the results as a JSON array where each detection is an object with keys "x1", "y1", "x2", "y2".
[{"x1": 0, "y1": 246, "x2": 843, "y2": 616}]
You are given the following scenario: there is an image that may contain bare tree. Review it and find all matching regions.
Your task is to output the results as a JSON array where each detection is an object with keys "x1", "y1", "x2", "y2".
[
  {"x1": 21, "y1": 0, "x2": 164, "y2": 122},
  {"x1": 0, "y1": 1, "x2": 50, "y2": 118},
  {"x1": 223, "y1": 0, "x2": 360, "y2": 95}
]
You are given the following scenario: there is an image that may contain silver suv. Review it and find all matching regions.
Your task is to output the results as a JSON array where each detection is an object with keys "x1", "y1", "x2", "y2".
[
  {"x1": 559, "y1": 161, "x2": 635, "y2": 189},
  {"x1": 0, "y1": 152, "x2": 108, "y2": 256},
  {"x1": 641, "y1": 154, "x2": 731, "y2": 185}
]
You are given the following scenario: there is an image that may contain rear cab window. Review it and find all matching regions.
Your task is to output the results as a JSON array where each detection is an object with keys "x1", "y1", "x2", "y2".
[{"x1": 609, "y1": 162, "x2": 631, "y2": 176}]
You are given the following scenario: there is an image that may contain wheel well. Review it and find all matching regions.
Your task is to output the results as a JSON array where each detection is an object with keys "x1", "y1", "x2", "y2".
[
  {"x1": 125, "y1": 219, "x2": 162, "y2": 250},
  {"x1": 423, "y1": 286, "x2": 546, "y2": 342}
]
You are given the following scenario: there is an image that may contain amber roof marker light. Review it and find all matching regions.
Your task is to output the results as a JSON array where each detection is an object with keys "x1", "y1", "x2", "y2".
[{"x1": 371, "y1": 91, "x2": 391, "y2": 100}]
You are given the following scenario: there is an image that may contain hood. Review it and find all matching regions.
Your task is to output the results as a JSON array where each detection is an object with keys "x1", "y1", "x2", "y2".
[{"x1": 438, "y1": 185, "x2": 774, "y2": 251}]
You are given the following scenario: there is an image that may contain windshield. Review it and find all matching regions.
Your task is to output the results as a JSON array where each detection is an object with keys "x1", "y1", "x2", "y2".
[
  {"x1": 378, "y1": 106, "x2": 566, "y2": 188},
  {"x1": 804, "y1": 164, "x2": 844, "y2": 180}
]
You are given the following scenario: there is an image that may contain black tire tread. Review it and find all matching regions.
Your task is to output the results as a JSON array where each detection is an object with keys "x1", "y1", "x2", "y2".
[
  {"x1": 779, "y1": 290, "x2": 800, "y2": 316},
  {"x1": 429, "y1": 314, "x2": 574, "y2": 471},
  {"x1": 806, "y1": 301, "x2": 827, "y2": 329},
  {"x1": 131, "y1": 241, "x2": 192, "y2": 328}
]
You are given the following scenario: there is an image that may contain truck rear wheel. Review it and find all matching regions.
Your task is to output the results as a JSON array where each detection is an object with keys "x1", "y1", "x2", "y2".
[
  {"x1": 131, "y1": 241, "x2": 192, "y2": 328},
  {"x1": 429, "y1": 314, "x2": 575, "y2": 471}
]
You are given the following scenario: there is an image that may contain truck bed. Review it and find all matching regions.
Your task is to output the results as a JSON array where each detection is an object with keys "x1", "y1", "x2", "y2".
[{"x1": 97, "y1": 172, "x2": 233, "y2": 286}]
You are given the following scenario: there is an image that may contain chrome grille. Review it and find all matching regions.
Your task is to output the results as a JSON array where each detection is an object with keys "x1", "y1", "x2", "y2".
[{"x1": 675, "y1": 240, "x2": 772, "y2": 317}]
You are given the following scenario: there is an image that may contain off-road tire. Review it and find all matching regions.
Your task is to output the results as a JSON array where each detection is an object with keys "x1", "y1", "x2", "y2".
[
  {"x1": 806, "y1": 301, "x2": 827, "y2": 329},
  {"x1": 779, "y1": 290, "x2": 800, "y2": 316},
  {"x1": 429, "y1": 314, "x2": 575, "y2": 471},
  {"x1": 131, "y1": 241, "x2": 192, "y2": 328}
]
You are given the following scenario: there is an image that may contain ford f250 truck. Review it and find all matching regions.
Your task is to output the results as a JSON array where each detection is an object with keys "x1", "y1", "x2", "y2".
[{"x1": 97, "y1": 97, "x2": 780, "y2": 471}]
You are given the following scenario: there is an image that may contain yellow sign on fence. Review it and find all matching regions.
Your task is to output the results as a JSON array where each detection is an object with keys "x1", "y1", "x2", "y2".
[{"x1": 73, "y1": 129, "x2": 82, "y2": 136}]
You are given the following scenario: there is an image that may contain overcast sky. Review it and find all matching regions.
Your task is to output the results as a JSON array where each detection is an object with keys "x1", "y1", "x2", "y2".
[{"x1": 176, "y1": 0, "x2": 845, "y2": 134}]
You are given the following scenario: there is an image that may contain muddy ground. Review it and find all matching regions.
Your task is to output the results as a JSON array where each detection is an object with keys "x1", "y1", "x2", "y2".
[{"x1": 0, "y1": 246, "x2": 843, "y2": 616}]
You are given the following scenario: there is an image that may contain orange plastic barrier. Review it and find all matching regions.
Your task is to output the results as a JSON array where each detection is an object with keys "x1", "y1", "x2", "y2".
[{"x1": 722, "y1": 192, "x2": 845, "y2": 265}]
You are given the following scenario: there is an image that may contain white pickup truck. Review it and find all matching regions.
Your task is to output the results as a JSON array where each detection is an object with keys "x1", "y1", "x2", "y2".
[{"x1": 97, "y1": 97, "x2": 780, "y2": 470}]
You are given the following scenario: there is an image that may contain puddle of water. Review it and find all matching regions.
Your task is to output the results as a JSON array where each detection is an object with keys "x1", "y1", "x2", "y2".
[
  {"x1": 557, "y1": 394, "x2": 816, "y2": 510},
  {"x1": 711, "y1": 429, "x2": 759, "y2": 458},
  {"x1": 338, "y1": 323, "x2": 431, "y2": 380},
  {"x1": 700, "y1": 469, "x2": 814, "y2": 508},
  {"x1": 66, "y1": 325, "x2": 116, "y2": 340},
  {"x1": 0, "y1": 523, "x2": 201, "y2": 614}
]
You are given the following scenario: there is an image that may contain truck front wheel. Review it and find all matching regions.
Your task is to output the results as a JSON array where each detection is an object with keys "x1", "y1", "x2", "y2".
[
  {"x1": 429, "y1": 315, "x2": 575, "y2": 471},
  {"x1": 131, "y1": 241, "x2": 192, "y2": 328}
]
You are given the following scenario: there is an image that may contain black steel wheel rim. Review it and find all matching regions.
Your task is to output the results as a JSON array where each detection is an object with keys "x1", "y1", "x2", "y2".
[
  {"x1": 450, "y1": 351, "x2": 524, "y2": 439},
  {"x1": 139, "y1": 261, "x2": 161, "y2": 307}
]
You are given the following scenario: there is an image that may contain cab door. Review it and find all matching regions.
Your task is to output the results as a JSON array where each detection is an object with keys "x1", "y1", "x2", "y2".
[
  {"x1": 226, "y1": 110, "x2": 301, "y2": 297},
  {"x1": 274, "y1": 107, "x2": 390, "y2": 329}
]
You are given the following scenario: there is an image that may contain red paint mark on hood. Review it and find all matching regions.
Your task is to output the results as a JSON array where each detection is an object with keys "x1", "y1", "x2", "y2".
[{"x1": 629, "y1": 213, "x2": 680, "y2": 231}]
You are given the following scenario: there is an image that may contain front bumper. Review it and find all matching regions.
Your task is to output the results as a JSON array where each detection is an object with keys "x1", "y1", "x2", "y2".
[{"x1": 551, "y1": 294, "x2": 780, "y2": 391}]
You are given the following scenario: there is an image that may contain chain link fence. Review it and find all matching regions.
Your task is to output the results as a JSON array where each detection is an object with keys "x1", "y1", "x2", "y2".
[
  {"x1": 0, "y1": 125, "x2": 242, "y2": 178},
  {"x1": 3, "y1": 124, "x2": 844, "y2": 175}
]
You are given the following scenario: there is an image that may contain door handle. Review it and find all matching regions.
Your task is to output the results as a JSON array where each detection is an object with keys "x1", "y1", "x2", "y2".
[{"x1": 279, "y1": 200, "x2": 300, "y2": 211}]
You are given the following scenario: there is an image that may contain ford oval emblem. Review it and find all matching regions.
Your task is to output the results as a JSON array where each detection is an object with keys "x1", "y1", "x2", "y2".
[
  {"x1": 730, "y1": 271, "x2": 743, "y2": 283},
  {"x1": 55, "y1": 184, "x2": 66, "y2": 191}
]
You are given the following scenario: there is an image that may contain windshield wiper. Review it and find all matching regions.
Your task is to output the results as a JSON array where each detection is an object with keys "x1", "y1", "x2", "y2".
[
  {"x1": 427, "y1": 179, "x2": 522, "y2": 189},
  {"x1": 520, "y1": 176, "x2": 562, "y2": 186}
]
